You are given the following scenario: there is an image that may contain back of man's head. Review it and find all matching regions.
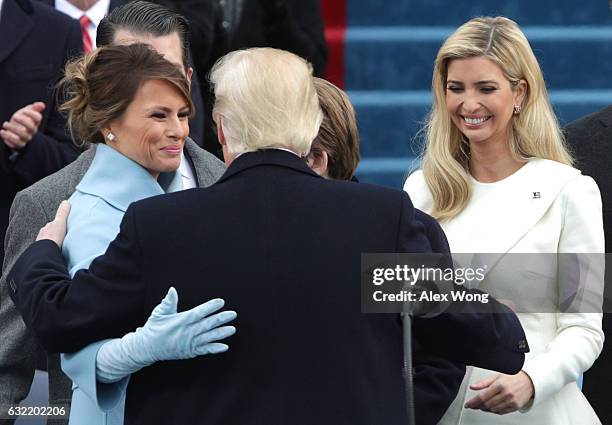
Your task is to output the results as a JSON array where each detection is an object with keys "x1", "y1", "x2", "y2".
[
  {"x1": 210, "y1": 48, "x2": 323, "y2": 158},
  {"x1": 96, "y1": 1, "x2": 190, "y2": 70},
  {"x1": 310, "y1": 77, "x2": 360, "y2": 181}
]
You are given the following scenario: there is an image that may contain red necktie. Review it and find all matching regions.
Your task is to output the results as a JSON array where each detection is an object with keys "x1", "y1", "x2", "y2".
[{"x1": 79, "y1": 15, "x2": 93, "y2": 54}]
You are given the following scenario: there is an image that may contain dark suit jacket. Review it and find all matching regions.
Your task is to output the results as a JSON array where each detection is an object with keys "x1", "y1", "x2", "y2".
[
  {"x1": 415, "y1": 209, "x2": 450, "y2": 254},
  {"x1": 0, "y1": 0, "x2": 83, "y2": 267},
  {"x1": 565, "y1": 105, "x2": 612, "y2": 424},
  {"x1": 9, "y1": 150, "x2": 527, "y2": 425}
]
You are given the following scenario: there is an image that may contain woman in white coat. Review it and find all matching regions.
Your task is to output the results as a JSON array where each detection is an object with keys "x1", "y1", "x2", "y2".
[{"x1": 404, "y1": 16, "x2": 605, "y2": 425}]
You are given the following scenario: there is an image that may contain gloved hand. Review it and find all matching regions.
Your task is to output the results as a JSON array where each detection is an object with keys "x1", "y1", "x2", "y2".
[{"x1": 96, "y1": 287, "x2": 236, "y2": 383}]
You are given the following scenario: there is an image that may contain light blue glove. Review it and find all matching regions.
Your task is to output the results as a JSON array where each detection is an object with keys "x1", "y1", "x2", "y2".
[{"x1": 96, "y1": 287, "x2": 236, "y2": 383}]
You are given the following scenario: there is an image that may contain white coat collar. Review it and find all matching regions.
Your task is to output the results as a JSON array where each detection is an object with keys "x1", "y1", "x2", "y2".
[
  {"x1": 405, "y1": 158, "x2": 583, "y2": 274},
  {"x1": 467, "y1": 158, "x2": 581, "y2": 274}
]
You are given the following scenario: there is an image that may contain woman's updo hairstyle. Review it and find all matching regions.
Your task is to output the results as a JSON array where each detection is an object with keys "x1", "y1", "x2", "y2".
[{"x1": 59, "y1": 43, "x2": 193, "y2": 145}]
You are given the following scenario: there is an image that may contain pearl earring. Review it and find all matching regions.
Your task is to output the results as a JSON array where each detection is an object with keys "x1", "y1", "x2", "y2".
[
  {"x1": 107, "y1": 132, "x2": 115, "y2": 141},
  {"x1": 513, "y1": 105, "x2": 522, "y2": 115}
]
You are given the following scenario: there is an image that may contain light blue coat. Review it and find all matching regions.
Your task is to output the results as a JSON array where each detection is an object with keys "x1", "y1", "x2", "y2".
[{"x1": 61, "y1": 143, "x2": 183, "y2": 425}]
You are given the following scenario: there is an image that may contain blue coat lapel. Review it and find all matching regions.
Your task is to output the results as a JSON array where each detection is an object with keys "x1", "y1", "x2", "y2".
[{"x1": 75, "y1": 144, "x2": 183, "y2": 212}]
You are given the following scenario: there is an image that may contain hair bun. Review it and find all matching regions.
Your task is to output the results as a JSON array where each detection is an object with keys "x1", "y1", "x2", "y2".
[{"x1": 59, "y1": 52, "x2": 99, "y2": 145}]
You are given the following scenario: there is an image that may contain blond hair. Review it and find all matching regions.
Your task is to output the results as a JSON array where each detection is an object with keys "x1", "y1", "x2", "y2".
[
  {"x1": 210, "y1": 48, "x2": 323, "y2": 157},
  {"x1": 421, "y1": 16, "x2": 572, "y2": 220}
]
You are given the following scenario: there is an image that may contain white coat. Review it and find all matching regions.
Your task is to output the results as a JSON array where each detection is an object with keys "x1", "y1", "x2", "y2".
[{"x1": 404, "y1": 158, "x2": 605, "y2": 425}]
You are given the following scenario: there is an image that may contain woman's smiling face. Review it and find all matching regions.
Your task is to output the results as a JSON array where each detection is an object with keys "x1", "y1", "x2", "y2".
[
  {"x1": 445, "y1": 56, "x2": 526, "y2": 148},
  {"x1": 106, "y1": 79, "x2": 190, "y2": 178}
]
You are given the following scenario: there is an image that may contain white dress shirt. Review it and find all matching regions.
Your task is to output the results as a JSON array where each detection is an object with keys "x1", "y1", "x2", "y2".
[
  {"x1": 55, "y1": 0, "x2": 110, "y2": 50},
  {"x1": 179, "y1": 151, "x2": 197, "y2": 189},
  {"x1": 0, "y1": 0, "x2": 5, "y2": 19}
]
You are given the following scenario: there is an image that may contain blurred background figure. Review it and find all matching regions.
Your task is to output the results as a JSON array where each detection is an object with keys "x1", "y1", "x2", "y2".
[
  {"x1": 565, "y1": 104, "x2": 612, "y2": 425},
  {"x1": 196, "y1": 0, "x2": 328, "y2": 158},
  {"x1": 0, "y1": 0, "x2": 82, "y2": 270},
  {"x1": 224, "y1": 0, "x2": 327, "y2": 76},
  {"x1": 0, "y1": 1, "x2": 82, "y2": 422},
  {"x1": 43, "y1": 0, "x2": 116, "y2": 53}
]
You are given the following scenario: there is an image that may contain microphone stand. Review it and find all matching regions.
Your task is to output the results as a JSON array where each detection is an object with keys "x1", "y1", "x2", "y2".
[{"x1": 401, "y1": 313, "x2": 416, "y2": 425}]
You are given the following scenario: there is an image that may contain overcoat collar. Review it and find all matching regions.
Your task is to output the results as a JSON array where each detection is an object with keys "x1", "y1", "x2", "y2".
[
  {"x1": 69, "y1": 138, "x2": 207, "y2": 191},
  {"x1": 473, "y1": 158, "x2": 582, "y2": 275},
  {"x1": 183, "y1": 138, "x2": 222, "y2": 188},
  {"x1": 75, "y1": 143, "x2": 182, "y2": 212},
  {"x1": 216, "y1": 149, "x2": 320, "y2": 184},
  {"x1": 0, "y1": 0, "x2": 34, "y2": 63}
]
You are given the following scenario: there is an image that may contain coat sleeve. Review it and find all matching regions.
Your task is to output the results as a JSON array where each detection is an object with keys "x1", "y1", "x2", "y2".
[
  {"x1": 413, "y1": 337, "x2": 465, "y2": 425},
  {"x1": 0, "y1": 191, "x2": 50, "y2": 414},
  {"x1": 61, "y1": 343, "x2": 129, "y2": 412},
  {"x1": 7, "y1": 205, "x2": 148, "y2": 354},
  {"x1": 521, "y1": 175, "x2": 605, "y2": 408},
  {"x1": 408, "y1": 218, "x2": 466, "y2": 425}
]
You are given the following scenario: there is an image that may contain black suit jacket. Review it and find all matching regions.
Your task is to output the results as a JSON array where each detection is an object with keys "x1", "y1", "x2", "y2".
[
  {"x1": 0, "y1": 0, "x2": 83, "y2": 268},
  {"x1": 9, "y1": 150, "x2": 527, "y2": 425},
  {"x1": 565, "y1": 105, "x2": 612, "y2": 424}
]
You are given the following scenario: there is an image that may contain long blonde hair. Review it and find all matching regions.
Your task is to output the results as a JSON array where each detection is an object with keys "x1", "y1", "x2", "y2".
[{"x1": 421, "y1": 16, "x2": 572, "y2": 220}]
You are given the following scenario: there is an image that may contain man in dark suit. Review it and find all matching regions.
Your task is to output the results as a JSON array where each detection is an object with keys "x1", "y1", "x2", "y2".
[
  {"x1": 0, "y1": 0, "x2": 82, "y2": 269},
  {"x1": 8, "y1": 48, "x2": 527, "y2": 425},
  {"x1": 565, "y1": 105, "x2": 612, "y2": 424}
]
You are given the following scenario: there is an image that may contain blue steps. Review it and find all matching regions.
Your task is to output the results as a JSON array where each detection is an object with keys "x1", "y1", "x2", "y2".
[
  {"x1": 348, "y1": 0, "x2": 612, "y2": 26},
  {"x1": 345, "y1": 27, "x2": 612, "y2": 91},
  {"x1": 353, "y1": 89, "x2": 612, "y2": 189},
  {"x1": 348, "y1": 2, "x2": 612, "y2": 189},
  {"x1": 352, "y1": 90, "x2": 612, "y2": 158}
]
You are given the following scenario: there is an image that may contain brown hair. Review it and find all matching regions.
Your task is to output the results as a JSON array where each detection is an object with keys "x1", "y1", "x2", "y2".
[
  {"x1": 310, "y1": 77, "x2": 360, "y2": 180},
  {"x1": 59, "y1": 43, "x2": 193, "y2": 145}
]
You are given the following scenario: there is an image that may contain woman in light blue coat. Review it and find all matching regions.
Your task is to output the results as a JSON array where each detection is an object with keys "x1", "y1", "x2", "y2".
[{"x1": 56, "y1": 44, "x2": 237, "y2": 425}]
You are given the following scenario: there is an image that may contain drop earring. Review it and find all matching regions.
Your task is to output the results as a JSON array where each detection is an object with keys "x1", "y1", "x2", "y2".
[{"x1": 513, "y1": 105, "x2": 522, "y2": 115}]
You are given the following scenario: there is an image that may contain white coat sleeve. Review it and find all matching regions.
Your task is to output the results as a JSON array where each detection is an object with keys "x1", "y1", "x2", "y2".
[{"x1": 522, "y1": 175, "x2": 605, "y2": 408}]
